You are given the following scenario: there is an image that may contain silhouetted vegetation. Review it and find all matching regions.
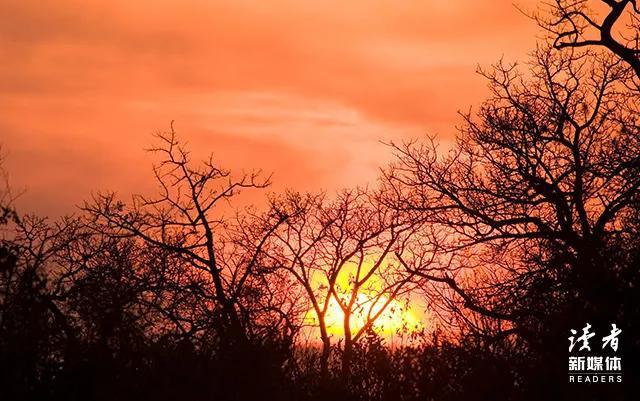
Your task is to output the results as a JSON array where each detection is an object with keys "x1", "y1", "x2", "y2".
[{"x1": 1, "y1": 1, "x2": 639, "y2": 400}]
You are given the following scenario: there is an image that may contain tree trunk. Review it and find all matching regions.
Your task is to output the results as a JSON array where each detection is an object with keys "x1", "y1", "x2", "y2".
[
  {"x1": 341, "y1": 312, "x2": 353, "y2": 379},
  {"x1": 318, "y1": 316, "x2": 331, "y2": 380}
]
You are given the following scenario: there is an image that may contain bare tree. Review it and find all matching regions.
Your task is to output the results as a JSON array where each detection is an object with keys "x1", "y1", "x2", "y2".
[
  {"x1": 531, "y1": 0, "x2": 640, "y2": 79},
  {"x1": 84, "y1": 126, "x2": 294, "y2": 347},
  {"x1": 383, "y1": 47, "x2": 640, "y2": 339},
  {"x1": 263, "y1": 189, "x2": 421, "y2": 378},
  {"x1": 1, "y1": 215, "x2": 85, "y2": 341}
]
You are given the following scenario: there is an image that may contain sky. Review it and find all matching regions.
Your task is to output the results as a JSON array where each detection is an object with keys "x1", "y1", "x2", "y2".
[{"x1": 1, "y1": 0, "x2": 539, "y2": 216}]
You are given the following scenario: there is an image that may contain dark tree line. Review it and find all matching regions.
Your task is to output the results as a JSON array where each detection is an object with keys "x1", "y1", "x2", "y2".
[{"x1": 1, "y1": 1, "x2": 639, "y2": 400}]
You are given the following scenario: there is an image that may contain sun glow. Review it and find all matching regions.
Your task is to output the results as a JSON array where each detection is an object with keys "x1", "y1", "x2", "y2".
[
  {"x1": 299, "y1": 259, "x2": 426, "y2": 343},
  {"x1": 305, "y1": 293, "x2": 424, "y2": 340}
]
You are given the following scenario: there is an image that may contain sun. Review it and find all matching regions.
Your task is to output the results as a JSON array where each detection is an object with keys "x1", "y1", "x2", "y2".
[{"x1": 304, "y1": 293, "x2": 424, "y2": 341}]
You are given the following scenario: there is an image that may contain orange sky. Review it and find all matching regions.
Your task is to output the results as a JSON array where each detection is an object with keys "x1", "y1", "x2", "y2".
[{"x1": 1, "y1": 0, "x2": 539, "y2": 216}]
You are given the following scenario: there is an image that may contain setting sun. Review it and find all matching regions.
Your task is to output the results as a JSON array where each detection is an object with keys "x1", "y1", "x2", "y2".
[{"x1": 305, "y1": 292, "x2": 424, "y2": 340}]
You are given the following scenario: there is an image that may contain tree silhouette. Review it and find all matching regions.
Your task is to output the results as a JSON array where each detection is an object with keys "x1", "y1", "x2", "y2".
[
  {"x1": 81, "y1": 127, "x2": 306, "y2": 400},
  {"x1": 84, "y1": 127, "x2": 295, "y2": 347},
  {"x1": 533, "y1": 0, "x2": 640, "y2": 79},
  {"x1": 383, "y1": 46, "x2": 639, "y2": 399},
  {"x1": 262, "y1": 189, "x2": 421, "y2": 378}
]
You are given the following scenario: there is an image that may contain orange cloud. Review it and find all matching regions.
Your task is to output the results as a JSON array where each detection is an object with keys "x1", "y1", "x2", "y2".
[{"x1": 0, "y1": 0, "x2": 539, "y2": 216}]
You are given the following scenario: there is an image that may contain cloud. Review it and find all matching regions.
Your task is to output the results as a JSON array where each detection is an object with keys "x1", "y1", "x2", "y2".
[{"x1": 0, "y1": 0, "x2": 539, "y2": 216}]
